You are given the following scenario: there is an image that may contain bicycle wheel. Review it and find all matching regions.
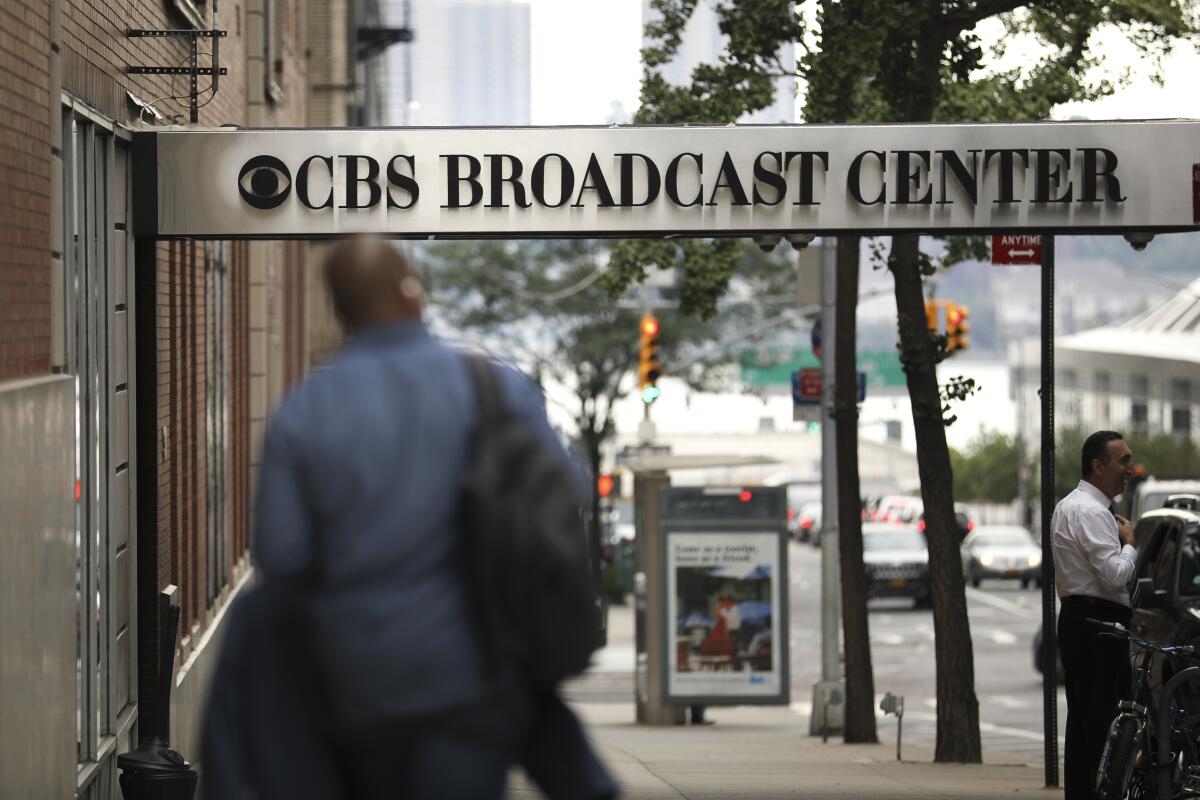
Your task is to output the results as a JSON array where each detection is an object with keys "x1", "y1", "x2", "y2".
[{"x1": 1096, "y1": 716, "x2": 1141, "y2": 800}]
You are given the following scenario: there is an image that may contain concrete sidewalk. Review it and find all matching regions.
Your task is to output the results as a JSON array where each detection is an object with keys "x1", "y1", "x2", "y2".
[
  {"x1": 508, "y1": 702, "x2": 1061, "y2": 799},
  {"x1": 509, "y1": 598, "x2": 1063, "y2": 799}
]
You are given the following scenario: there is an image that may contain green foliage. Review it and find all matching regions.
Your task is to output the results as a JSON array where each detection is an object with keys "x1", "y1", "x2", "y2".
[
  {"x1": 938, "y1": 376, "x2": 980, "y2": 427},
  {"x1": 951, "y1": 431, "x2": 1022, "y2": 503},
  {"x1": 417, "y1": 238, "x2": 798, "y2": 439},
  {"x1": 614, "y1": 0, "x2": 1200, "y2": 310},
  {"x1": 1049, "y1": 426, "x2": 1200, "y2": 500}
]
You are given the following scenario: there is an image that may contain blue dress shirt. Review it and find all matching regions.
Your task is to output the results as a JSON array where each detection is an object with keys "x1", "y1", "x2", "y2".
[{"x1": 252, "y1": 319, "x2": 570, "y2": 723}]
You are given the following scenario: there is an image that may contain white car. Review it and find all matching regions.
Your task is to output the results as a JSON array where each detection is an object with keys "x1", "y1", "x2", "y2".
[{"x1": 960, "y1": 525, "x2": 1042, "y2": 588}]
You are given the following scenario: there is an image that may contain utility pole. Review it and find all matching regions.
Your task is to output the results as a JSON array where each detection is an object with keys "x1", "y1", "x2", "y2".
[{"x1": 810, "y1": 235, "x2": 844, "y2": 736}]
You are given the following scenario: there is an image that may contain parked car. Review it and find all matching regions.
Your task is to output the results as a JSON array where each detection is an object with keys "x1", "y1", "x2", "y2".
[
  {"x1": 785, "y1": 481, "x2": 822, "y2": 537},
  {"x1": 793, "y1": 501, "x2": 822, "y2": 544},
  {"x1": 1127, "y1": 479, "x2": 1200, "y2": 524},
  {"x1": 1127, "y1": 496, "x2": 1200, "y2": 658},
  {"x1": 960, "y1": 525, "x2": 1042, "y2": 588},
  {"x1": 916, "y1": 505, "x2": 976, "y2": 542},
  {"x1": 862, "y1": 522, "x2": 931, "y2": 608},
  {"x1": 872, "y1": 494, "x2": 923, "y2": 525}
]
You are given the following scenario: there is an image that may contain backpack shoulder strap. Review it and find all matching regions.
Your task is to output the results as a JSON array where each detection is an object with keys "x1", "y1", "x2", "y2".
[{"x1": 464, "y1": 353, "x2": 504, "y2": 425}]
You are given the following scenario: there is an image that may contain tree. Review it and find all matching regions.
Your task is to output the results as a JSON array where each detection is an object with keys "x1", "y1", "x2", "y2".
[
  {"x1": 951, "y1": 432, "x2": 1022, "y2": 504},
  {"x1": 611, "y1": 0, "x2": 1199, "y2": 763},
  {"x1": 416, "y1": 237, "x2": 796, "y2": 567}
]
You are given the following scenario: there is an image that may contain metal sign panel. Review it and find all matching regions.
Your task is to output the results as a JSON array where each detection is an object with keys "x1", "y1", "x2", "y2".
[
  {"x1": 991, "y1": 233, "x2": 1043, "y2": 265},
  {"x1": 792, "y1": 368, "x2": 823, "y2": 404},
  {"x1": 133, "y1": 120, "x2": 1200, "y2": 239},
  {"x1": 659, "y1": 487, "x2": 789, "y2": 706}
]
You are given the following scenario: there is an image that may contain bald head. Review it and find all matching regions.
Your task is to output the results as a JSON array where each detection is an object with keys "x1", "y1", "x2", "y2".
[{"x1": 324, "y1": 237, "x2": 423, "y2": 333}]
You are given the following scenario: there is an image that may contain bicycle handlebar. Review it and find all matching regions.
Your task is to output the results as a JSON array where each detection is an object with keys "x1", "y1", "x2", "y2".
[{"x1": 1082, "y1": 617, "x2": 1196, "y2": 655}]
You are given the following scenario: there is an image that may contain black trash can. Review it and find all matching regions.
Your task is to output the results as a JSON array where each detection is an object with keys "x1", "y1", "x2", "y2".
[
  {"x1": 117, "y1": 745, "x2": 198, "y2": 800},
  {"x1": 119, "y1": 587, "x2": 197, "y2": 800}
]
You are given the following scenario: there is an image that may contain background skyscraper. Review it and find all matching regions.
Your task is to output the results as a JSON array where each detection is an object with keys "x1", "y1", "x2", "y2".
[{"x1": 385, "y1": 0, "x2": 532, "y2": 126}]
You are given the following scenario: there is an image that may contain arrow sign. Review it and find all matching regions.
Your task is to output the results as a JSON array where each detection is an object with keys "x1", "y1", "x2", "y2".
[
  {"x1": 992, "y1": 234, "x2": 1042, "y2": 265},
  {"x1": 792, "y1": 369, "x2": 867, "y2": 404}
]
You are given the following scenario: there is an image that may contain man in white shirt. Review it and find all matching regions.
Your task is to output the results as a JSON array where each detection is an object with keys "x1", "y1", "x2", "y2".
[{"x1": 1052, "y1": 430, "x2": 1138, "y2": 800}]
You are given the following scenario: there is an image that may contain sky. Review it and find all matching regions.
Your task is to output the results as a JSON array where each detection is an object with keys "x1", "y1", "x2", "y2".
[
  {"x1": 516, "y1": 0, "x2": 1200, "y2": 451},
  {"x1": 524, "y1": 0, "x2": 1200, "y2": 126}
]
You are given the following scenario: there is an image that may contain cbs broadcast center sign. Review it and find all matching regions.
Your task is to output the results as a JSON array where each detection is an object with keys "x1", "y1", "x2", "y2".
[{"x1": 131, "y1": 120, "x2": 1200, "y2": 239}]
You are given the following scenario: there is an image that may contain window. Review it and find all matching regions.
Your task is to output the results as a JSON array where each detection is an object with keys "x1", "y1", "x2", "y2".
[
  {"x1": 64, "y1": 109, "x2": 137, "y2": 791},
  {"x1": 1095, "y1": 371, "x2": 1112, "y2": 392},
  {"x1": 1179, "y1": 527, "x2": 1200, "y2": 596},
  {"x1": 1152, "y1": 524, "x2": 1181, "y2": 594},
  {"x1": 170, "y1": 0, "x2": 208, "y2": 30},
  {"x1": 1135, "y1": 519, "x2": 1166, "y2": 581},
  {"x1": 1173, "y1": 405, "x2": 1192, "y2": 437},
  {"x1": 1132, "y1": 402, "x2": 1149, "y2": 433}
]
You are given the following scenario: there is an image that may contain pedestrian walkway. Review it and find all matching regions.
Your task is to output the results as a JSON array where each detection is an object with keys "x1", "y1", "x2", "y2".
[
  {"x1": 510, "y1": 703, "x2": 1059, "y2": 799},
  {"x1": 508, "y1": 598, "x2": 1064, "y2": 799}
]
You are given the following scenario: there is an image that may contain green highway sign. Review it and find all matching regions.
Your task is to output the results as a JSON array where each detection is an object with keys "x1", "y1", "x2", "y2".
[{"x1": 740, "y1": 348, "x2": 906, "y2": 390}]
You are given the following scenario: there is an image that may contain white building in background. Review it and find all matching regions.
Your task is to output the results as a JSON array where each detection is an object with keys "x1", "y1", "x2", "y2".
[
  {"x1": 1011, "y1": 275, "x2": 1200, "y2": 444},
  {"x1": 642, "y1": 0, "x2": 796, "y2": 124},
  {"x1": 384, "y1": 0, "x2": 531, "y2": 126}
]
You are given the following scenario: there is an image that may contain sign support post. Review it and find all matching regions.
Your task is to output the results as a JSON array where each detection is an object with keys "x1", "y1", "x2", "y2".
[
  {"x1": 633, "y1": 469, "x2": 685, "y2": 725},
  {"x1": 1040, "y1": 236, "x2": 1059, "y2": 787},
  {"x1": 810, "y1": 235, "x2": 844, "y2": 736}
]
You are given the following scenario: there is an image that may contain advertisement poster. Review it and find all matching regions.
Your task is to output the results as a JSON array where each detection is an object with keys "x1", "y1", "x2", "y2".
[{"x1": 666, "y1": 531, "x2": 785, "y2": 702}]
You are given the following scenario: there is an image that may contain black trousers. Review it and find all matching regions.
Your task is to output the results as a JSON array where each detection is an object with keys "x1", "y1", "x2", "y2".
[
  {"x1": 335, "y1": 676, "x2": 618, "y2": 800},
  {"x1": 1058, "y1": 595, "x2": 1133, "y2": 800}
]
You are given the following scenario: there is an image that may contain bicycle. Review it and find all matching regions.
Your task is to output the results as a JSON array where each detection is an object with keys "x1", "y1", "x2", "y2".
[{"x1": 1088, "y1": 618, "x2": 1200, "y2": 800}]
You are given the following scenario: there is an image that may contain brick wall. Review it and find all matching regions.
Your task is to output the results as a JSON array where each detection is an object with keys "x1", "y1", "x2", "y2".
[{"x1": 0, "y1": 0, "x2": 52, "y2": 380}]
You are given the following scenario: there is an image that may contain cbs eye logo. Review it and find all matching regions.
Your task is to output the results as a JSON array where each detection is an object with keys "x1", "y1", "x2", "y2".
[{"x1": 238, "y1": 155, "x2": 292, "y2": 209}]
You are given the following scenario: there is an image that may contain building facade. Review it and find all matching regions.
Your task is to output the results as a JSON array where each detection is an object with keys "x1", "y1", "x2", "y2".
[
  {"x1": 1010, "y1": 276, "x2": 1200, "y2": 446},
  {"x1": 383, "y1": 0, "x2": 530, "y2": 126},
  {"x1": 0, "y1": 0, "x2": 312, "y2": 795}
]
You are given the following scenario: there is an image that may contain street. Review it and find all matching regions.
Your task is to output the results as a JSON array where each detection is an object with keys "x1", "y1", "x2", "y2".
[{"x1": 566, "y1": 542, "x2": 1067, "y2": 764}]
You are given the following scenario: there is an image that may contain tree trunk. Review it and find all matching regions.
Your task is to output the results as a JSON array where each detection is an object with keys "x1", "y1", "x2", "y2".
[
  {"x1": 835, "y1": 236, "x2": 877, "y2": 744},
  {"x1": 888, "y1": 234, "x2": 981, "y2": 763}
]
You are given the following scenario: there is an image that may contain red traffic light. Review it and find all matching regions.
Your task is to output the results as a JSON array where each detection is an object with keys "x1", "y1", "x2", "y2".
[
  {"x1": 641, "y1": 316, "x2": 660, "y2": 338},
  {"x1": 597, "y1": 474, "x2": 615, "y2": 498},
  {"x1": 738, "y1": 489, "x2": 753, "y2": 503},
  {"x1": 946, "y1": 306, "x2": 962, "y2": 326}
]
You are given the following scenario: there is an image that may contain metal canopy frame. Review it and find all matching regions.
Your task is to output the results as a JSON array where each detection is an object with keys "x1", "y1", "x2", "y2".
[{"x1": 125, "y1": 121, "x2": 1200, "y2": 787}]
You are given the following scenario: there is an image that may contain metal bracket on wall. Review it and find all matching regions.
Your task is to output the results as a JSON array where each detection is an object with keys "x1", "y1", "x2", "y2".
[{"x1": 125, "y1": 28, "x2": 228, "y2": 124}]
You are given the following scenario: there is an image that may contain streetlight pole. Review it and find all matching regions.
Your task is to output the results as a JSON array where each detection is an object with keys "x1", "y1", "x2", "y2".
[{"x1": 810, "y1": 235, "x2": 844, "y2": 736}]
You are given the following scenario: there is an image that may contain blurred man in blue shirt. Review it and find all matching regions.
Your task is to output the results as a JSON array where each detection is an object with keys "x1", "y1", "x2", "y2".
[{"x1": 250, "y1": 237, "x2": 614, "y2": 799}]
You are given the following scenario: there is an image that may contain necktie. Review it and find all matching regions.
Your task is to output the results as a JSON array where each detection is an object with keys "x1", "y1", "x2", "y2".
[{"x1": 1112, "y1": 504, "x2": 1136, "y2": 596}]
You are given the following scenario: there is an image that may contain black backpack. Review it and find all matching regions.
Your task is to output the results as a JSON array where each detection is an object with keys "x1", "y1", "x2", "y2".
[{"x1": 458, "y1": 355, "x2": 598, "y2": 687}]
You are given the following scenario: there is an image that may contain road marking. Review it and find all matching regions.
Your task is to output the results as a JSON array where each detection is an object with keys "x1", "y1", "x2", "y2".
[
  {"x1": 872, "y1": 632, "x2": 905, "y2": 646},
  {"x1": 990, "y1": 695, "x2": 1031, "y2": 710},
  {"x1": 966, "y1": 587, "x2": 1041, "y2": 620},
  {"x1": 790, "y1": 702, "x2": 1063, "y2": 746},
  {"x1": 902, "y1": 710, "x2": 1063, "y2": 745},
  {"x1": 988, "y1": 629, "x2": 1020, "y2": 646}
]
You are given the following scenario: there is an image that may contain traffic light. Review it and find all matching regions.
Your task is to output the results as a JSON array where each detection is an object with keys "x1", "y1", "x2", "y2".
[
  {"x1": 597, "y1": 473, "x2": 616, "y2": 498},
  {"x1": 638, "y1": 315, "x2": 662, "y2": 404},
  {"x1": 924, "y1": 299, "x2": 938, "y2": 333},
  {"x1": 946, "y1": 303, "x2": 970, "y2": 354}
]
